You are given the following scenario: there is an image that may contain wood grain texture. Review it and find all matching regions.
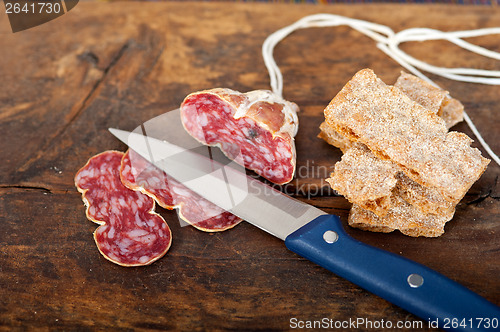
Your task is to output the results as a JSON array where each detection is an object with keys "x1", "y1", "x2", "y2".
[{"x1": 0, "y1": 2, "x2": 498, "y2": 330}]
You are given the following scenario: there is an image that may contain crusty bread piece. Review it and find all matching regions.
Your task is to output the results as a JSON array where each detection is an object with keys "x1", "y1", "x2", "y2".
[
  {"x1": 394, "y1": 71, "x2": 464, "y2": 129},
  {"x1": 321, "y1": 71, "x2": 463, "y2": 218},
  {"x1": 440, "y1": 97, "x2": 464, "y2": 129},
  {"x1": 318, "y1": 121, "x2": 354, "y2": 153},
  {"x1": 394, "y1": 172, "x2": 455, "y2": 218},
  {"x1": 394, "y1": 71, "x2": 447, "y2": 116},
  {"x1": 326, "y1": 144, "x2": 398, "y2": 217},
  {"x1": 326, "y1": 143, "x2": 456, "y2": 219},
  {"x1": 322, "y1": 69, "x2": 488, "y2": 237},
  {"x1": 349, "y1": 198, "x2": 451, "y2": 238},
  {"x1": 319, "y1": 71, "x2": 464, "y2": 148},
  {"x1": 324, "y1": 68, "x2": 489, "y2": 203}
]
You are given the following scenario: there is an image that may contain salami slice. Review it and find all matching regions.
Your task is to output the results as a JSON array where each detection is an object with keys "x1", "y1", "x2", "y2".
[
  {"x1": 180, "y1": 88, "x2": 299, "y2": 184},
  {"x1": 120, "y1": 149, "x2": 242, "y2": 232},
  {"x1": 75, "y1": 151, "x2": 172, "y2": 266}
]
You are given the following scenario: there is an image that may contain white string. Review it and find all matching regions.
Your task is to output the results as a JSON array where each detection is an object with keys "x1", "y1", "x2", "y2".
[
  {"x1": 262, "y1": 14, "x2": 395, "y2": 98},
  {"x1": 262, "y1": 13, "x2": 500, "y2": 166}
]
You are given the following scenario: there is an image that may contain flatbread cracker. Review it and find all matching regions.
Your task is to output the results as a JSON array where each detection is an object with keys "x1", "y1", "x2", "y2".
[
  {"x1": 349, "y1": 198, "x2": 451, "y2": 238},
  {"x1": 326, "y1": 144, "x2": 398, "y2": 217},
  {"x1": 394, "y1": 71, "x2": 463, "y2": 129},
  {"x1": 319, "y1": 71, "x2": 464, "y2": 146},
  {"x1": 324, "y1": 68, "x2": 489, "y2": 203},
  {"x1": 322, "y1": 69, "x2": 488, "y2": 237},
  {"x1": 322, "y1": 71, "x2": 464, "y2": 217},
  {"x1": 440, "y1": 97, "x2": 464, "y2": 129},
  {"x1": 326, "y1": 143, "x2": 456, "y2": 219},
  {"x1": 318, "y1": 121, "x2": 354, "y2": 153},
  {"x1": 394, "y1": 71, "x2": 448, "y2": 116},
  {"x1": 394, "y1": 172, "x2": 455, "y2": 218}
]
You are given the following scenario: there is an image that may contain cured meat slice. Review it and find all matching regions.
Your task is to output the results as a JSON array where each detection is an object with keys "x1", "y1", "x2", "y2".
[
  {"x1": 75, "y1": 151, "x2": 172, "y2": 266},
  {"x1": 120, "y1": 149, "x2": 242, "y2": 232},
  {"x1": 180, "y1": 88, "x2": 299, "y2": 184}
]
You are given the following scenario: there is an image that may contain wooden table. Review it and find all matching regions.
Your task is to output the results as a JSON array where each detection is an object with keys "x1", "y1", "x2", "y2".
[{"x1": 1, "y1": 2, "x2": 499, "y2": 330}]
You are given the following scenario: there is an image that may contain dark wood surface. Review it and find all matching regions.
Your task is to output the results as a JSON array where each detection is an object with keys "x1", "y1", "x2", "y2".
[{"x1": 0, "y1": 2, "x2": 499, "y2": 331}]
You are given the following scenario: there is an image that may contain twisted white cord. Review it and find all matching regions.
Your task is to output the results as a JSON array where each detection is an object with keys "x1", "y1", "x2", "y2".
[{"x1": 262, "y1": 13, "x2": 500, "y2": 165}]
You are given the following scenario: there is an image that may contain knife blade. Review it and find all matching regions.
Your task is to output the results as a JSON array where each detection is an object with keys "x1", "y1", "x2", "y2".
[
  {"x1": 109, "y1": 127, "x2": 325, "y2": 240},
  {"x1": 109, "y1": 111, "x2": 500, "y2": 331}
]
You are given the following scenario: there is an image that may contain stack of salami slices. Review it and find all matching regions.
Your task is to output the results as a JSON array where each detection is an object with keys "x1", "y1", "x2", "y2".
[{"x1": 75, "y1": 89, "x2": 299, "y2": 266}]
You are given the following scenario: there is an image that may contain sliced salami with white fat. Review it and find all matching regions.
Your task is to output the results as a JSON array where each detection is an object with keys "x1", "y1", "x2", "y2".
[
  {"x1": 180, "y1": 88, "x2": 299, "y2": 184},
  {"x1": 75, "y1": 151, "x2": 172, "y2": 266},
  {"x1": 120, "y1": 149, "x2": 242, "y2": 232}
]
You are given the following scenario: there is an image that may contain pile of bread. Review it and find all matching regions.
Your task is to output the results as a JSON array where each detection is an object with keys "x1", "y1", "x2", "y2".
[{"x1": 320, "y1": 69, "x2": 490, "y2": 237}]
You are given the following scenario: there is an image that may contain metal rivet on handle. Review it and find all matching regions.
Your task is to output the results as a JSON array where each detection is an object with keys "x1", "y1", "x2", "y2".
[
  {"x1": 407, "y1": 273, "x2": 424, "y2": 288},
  {"x1": 323, "y1": 230, "x2": 338, "y2": 244}
]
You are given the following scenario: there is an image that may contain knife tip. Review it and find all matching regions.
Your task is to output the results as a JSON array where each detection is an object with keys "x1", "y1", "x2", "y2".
[
  {"x1": 108, "y1": 128, "x2": 131, "y2": 143},
  {"x1": 108, "y1": 127, "x2": 124, "y2": 136}
]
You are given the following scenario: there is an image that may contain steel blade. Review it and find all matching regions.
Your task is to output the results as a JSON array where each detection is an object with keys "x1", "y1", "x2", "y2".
[{"x1": 109, "y1": 125, "x2": 325, "y2": 240}]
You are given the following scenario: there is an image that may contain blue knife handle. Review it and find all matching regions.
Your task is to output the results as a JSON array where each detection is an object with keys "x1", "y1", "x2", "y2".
[{"x1": 284, "y1": 215, "x2": 500, "y2": 331}]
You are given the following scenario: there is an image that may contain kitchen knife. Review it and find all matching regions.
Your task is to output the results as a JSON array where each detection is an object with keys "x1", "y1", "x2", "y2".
[{"x1": 109, "y1": 113, "x2": 499, "y2": 331}]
